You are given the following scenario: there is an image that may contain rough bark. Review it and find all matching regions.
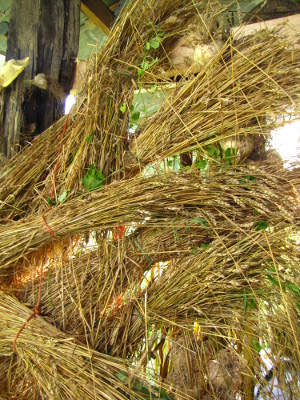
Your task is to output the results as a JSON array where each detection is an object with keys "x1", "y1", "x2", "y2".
[{"x1": 1, "y1": 0, "x2": 80, "y2": 158}]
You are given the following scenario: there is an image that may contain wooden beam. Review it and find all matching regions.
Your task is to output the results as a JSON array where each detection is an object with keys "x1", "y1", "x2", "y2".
[
  {"x1": 231, "y1": 13, "x2": 300, "y2": 47},
  {"x1": 81, "y1": 0, "x2": 114, "y2": 35}
]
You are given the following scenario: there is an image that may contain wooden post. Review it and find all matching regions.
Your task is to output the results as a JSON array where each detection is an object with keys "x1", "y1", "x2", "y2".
[{"x1": 1, "y1": 0, "x2": 80, "y2": 158}]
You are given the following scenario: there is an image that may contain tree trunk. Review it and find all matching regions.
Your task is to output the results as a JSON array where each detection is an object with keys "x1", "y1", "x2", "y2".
[{"x1": 1, "y1": 0, "x2": 80, "y2": 158}]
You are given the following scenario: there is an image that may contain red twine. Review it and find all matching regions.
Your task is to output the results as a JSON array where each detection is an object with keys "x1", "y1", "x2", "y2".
[{"x1": 114, "y1": 225, "x2": 125, "y2": 241}]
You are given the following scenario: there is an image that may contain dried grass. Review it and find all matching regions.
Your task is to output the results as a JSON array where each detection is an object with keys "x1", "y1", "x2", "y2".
[
  {"x1": 0, "y1": 290, "x2": 172, "y2": 399},
  {"x1": 0, "y1": 0, "x2": 300, "y2": 398},
  {"x1": 0, "y1": 164, "x2": 299, "y2": 276}
]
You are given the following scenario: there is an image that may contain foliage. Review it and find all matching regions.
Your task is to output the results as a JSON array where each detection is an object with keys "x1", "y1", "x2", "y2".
[{"x1": 0, "y1": 0, "x2": 299, "y2": 399}]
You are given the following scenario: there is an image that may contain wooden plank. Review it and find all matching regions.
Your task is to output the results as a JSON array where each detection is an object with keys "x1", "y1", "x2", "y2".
[
  {"x1": 3, "y1": 0, "x2": 80, "y2": 157},
  {"x1": 81, "y1": 0, "x2": 114, "y2": 35},
  {"x1": 71, "y1": 60, "x2": 87, "y2": 93},
  {"x1": 231, "y1": 13, "x2": 300, "y2": 45}
]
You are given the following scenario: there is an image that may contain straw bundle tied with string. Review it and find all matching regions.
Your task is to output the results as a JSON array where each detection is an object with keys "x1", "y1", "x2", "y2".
[
  {"x1": 0, "y1": 164, "x2": 299, "y2": 276},
  {"x1": 0, "y1": 1, "x2": 299, "y2": 222},
  {"x1": 15, "y1": 224, "x2": 300, "y2": 397},
  {"x1": 0, "y1": 291, "x2": 175, "y2": 399},
  {"x1": 17, "y1": 224, "x2": 300, "y2": 351},
  {"x1": 0, "y1": 0, "x2": 300, "y2": 398}
]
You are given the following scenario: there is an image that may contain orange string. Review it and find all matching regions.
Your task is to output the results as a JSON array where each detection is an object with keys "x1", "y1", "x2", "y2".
[
  {"x1": 13, "y1": 262, "x2": 43, "y2": 354},
  {"x1": 42, "y1": 214, "x2": 57, "y2": 239},
  {"x1": 14, "y1": 104, "x2": 71, "y2": 354}
]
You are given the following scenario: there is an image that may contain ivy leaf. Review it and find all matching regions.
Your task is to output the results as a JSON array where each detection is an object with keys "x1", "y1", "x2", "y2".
[
  {"x1": 244, "y1": 295, "x2": 256, "y2": 314},
  {"x1": 82, "y1": 164, "x2": 105, "y2": 191},
  {"x1": 244, "y1": 175, "x2": 256, "y2": 183},
  {"x1": 191, "y1": 217, "x2": 208, "y2": 229},
  {"x1": 120, "y1": 103, "x2": 126, "y2": 113},
  {"x1": 131, "y1": 111, "x2": 140, "y2": 123},
  {"x1": 201, "y1": 243, "x2": 209, "y2": 249},
  {"x1": 149, "y1": 84, "x2": 157, "y2": 93},
  {"x1": 251, "y1": 338, "x2": 262, "y2": 353},
  {"x1": 225, "y1": 147, "x2": 236, "y2": 164},
  {"x1": 137, "y1": 68, "x2": 144, "y2": 77},
  {"x1": 173, "y1": 227, "x2": 178, "y2": 243},
  {"x1": 285, "y1": 281, "x2": 300, "y2": 299},
  {"x1": 266, "y1": 274, "x2": 281, "y2": 289},
  {"x1": 195, "y1": 159, "x2": 207, "y2": 170},
  {"x1": 57, "y1": 190, "x2": 69, "y2": 204},
  {"x1": 141, "y1": 57, "x2": 158, "y2": 71},
  {"x1": 47, "y1": 198, "x2": 56, "y2": 207},
  {"x1": 204, "y1": 144, "x2": 220, "y2": 158},
  {"x1": 86, "y1": 132, "x2": 94, "y2": 143},
  {"x1": 253, "y1": 220, "x2": 268, "y2": 231},
  {"x1": 149, "y1": 35, "x2": 161, "y2": 49}
]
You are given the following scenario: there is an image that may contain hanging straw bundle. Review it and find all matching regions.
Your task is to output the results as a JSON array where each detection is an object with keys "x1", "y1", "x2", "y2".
[
  {"x1": 15, "y1": 225, "x2": 300, "y2": 398},
  {"x1": 0, "y1": 290, "x2": 174, "y2": 399},
  {"x1": 129, "y1": 32, "x2": 300, "y2": 165},
  {"x1": 0, "y1": 0, "x2": 224, "y2": 221},
  {"x1": 0, "y1": 0, "x2": 300, "y2": 398},
  {"x1": 0, "y1": 0, "x2": 299, "y2": 223},
  {"x1": 0, "y1": 164, "x2": 299, "y2": 277}
]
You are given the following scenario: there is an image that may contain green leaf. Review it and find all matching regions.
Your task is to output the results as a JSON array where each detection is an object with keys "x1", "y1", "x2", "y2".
[
  {"x1": 191, "y1": 217, "x2": 208, "y2": 228},
  {"x1": 158, "y1": 388, "x2": 174, "y2": 400},
  {"x1": 249, "y1": 297, "x2": 256, "y2": 310},
  {"x1": 0, "y1": 21, "x2": 9, "y2": 35},
  {"x1": 244, "y1": 175, "x2": 256, "y2": 183},
  {"x1": 116, "y1": 371, "x2": 128, "y2": 383},
  {"x1": 253, "y1": 220, "x2": 268, "y2": 231},
  {"x1": 149, "y1": 84, "x2": 157, "y2": 93},
  {"x1": 145, "y1": 41, "x2": 151, "y2": 51},
  {"x1": 190, "y1": 248, "x2": 198, "y2": 255},
  {"x1": 251, "y1": 338, "x2": 262, "y2": 353},
  {"x1": 86, "y1": 132, "x2": 94, "y2": 143},
  {"x1": 244, "y1": 294, "x2": 256, "y2": 314},
  {"x1": 200, "y1": 243, "x2": 209, "y2": 249},
  {"x1": 120, "y1": 103, "x2": 126, "y2": 113},
  {"x1": 149, "y1": 35, "x2": 161, "y2": 49},
  {"x1": 266, "y1": 274, "x2": 280, "y2": 289},
  {"x1": 141, "y1": 57, "x2": 158, "y2": 71},
  {"x1": 206, "y1": 145, "x2": 219, "y2": 157},
  {"x1": 137, "y1": 68, "x2": 144, "y2": 77},
  {"x1": 131, "y1": 111, "x2": 140, "y2": 123},
  {"x1": 286, "y1": 281, "x2": 300, "y2": 299},
  {"x1": 57, "y1": 191, "x2": 69, "y2": 204},
  {"x1": 47, "y1": 198, "x2": 56, "y2": 207},
  {"x1": 276, "y1": 329, "x2": 281, "y2": 340},
  {"x1": 181, "y1": 165, "x2": 191, "y2": 171},
  {"x1": 82, "y1": 164, "x2": 105, "y2": 191},
  {"x1": 195, "y1": 159, "x2": 207, "y2": 170},
  {"x1": 173, "y1": 227, "x2": 178, "y2": 243},
  {"x1": 224, "y1": 147, "x2": 236, "y2": 164}
]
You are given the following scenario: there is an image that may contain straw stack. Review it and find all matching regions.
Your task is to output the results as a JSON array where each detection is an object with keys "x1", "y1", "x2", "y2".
[{"x1": 0, "y1": 0, "x2": 300, "y2": 399}]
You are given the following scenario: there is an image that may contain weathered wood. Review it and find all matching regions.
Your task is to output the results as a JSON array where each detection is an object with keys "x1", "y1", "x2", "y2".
[
  {"x1": 231, "y1": 13, "x2": 300, "y2": 46},
  {"x1": 1, "y1": 0, "x2": 80, "y2": 158},
  {"x1": 243, "y1": 0, "x2": 298, "y2": 24},
  {"x1": 0, "y1": 74, "x2": 24, "y2": 157},
  {"x1": 81, "y1": 0, "x2": 114, "y2": 35}
]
